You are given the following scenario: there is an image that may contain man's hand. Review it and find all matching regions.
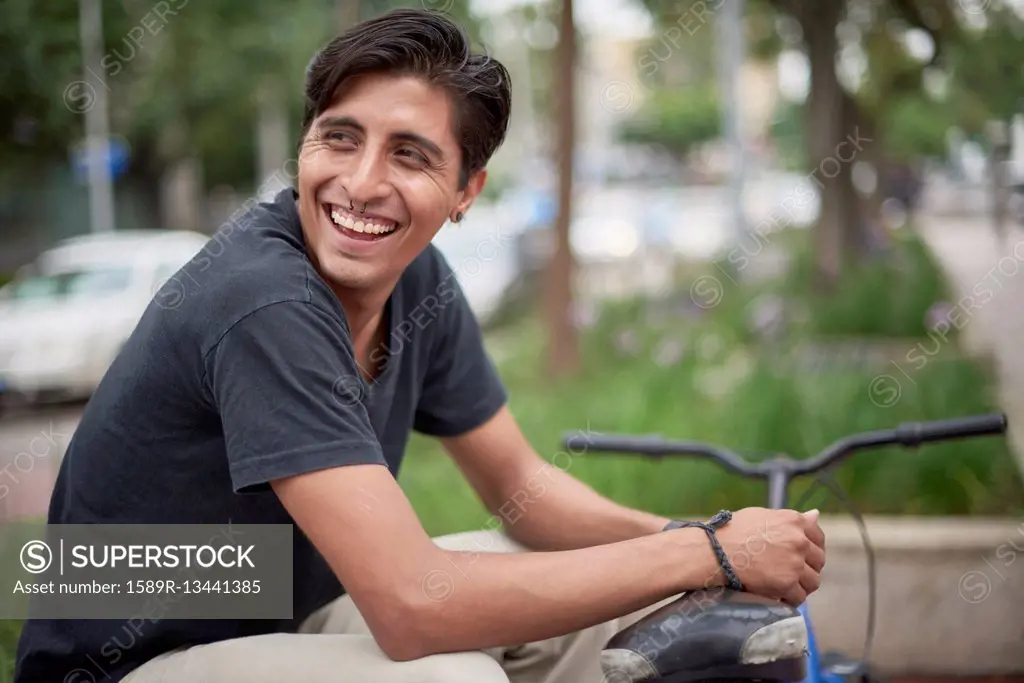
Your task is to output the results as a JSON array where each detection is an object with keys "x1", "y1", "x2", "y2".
[{"x1": 714, "y1": 507, "x2": 826, "y2": 606}]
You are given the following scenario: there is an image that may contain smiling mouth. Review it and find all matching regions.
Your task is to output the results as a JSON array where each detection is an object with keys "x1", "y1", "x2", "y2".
[{"x1": 324, "y1": 204, "x2": 402, "y2": 242}]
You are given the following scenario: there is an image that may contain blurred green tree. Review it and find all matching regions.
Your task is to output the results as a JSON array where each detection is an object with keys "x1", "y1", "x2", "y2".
[
  {"x1": 0, "y1": 0, "x2": 136, "y2": 178},
  {"x1": 945, "y1": 5, "x2": 1024, "y2": 135},
  {"x1": 883, "y1": 95, "x2": 953, "y2": 162},
  {"x1": 618, "y1": 85, "x2": 721, "y2": 160},
  {"x1": 628, "y1": 0, "x2": 1023, "y2": 289},
  {"x1": 0, "y1": 0, "x2": 483, "y2": 233}
]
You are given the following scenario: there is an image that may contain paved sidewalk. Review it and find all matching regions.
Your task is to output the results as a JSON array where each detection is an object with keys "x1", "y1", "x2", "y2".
[
  {"x1": 0, "y1": 405, "x2": 80, "y2": 522},
  {"x1": 917, "y1": 214, "x2": 1024, "y2": 476}
]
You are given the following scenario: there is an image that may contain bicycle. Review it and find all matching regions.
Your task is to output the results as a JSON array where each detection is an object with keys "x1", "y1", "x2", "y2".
[{"x1": 561, "y1": 412, "x2": 1009, "y2": 683}]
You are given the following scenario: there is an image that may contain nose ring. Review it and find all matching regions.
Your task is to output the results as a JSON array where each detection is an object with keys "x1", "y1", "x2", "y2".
[{"x1": 348, "y1": 200, "x2": 367, "y2": 215}]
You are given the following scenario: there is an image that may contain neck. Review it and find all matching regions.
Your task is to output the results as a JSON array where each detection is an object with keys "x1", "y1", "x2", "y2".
[
  {"x1": 333, "y1": 284, "x2": 390, "y2": 344},
  {"x1": 331, "y1": 280, "x2": 398, "y2": 383}
]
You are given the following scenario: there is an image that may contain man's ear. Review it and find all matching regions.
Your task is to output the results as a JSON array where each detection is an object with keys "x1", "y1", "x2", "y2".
[{"x1": 451, "y1": 169, "x2": 488, "y2": 222}]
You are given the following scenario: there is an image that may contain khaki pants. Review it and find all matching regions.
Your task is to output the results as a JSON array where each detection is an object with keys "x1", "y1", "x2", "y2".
[{"x1": 123, "y1": 529, "x2": 671, "y2": 683}]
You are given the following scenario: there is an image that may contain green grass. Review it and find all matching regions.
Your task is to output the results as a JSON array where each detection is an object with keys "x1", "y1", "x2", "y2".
[
  {"x1": 0, "y1": 620, "x2": 18, "y2": 683},
  {"x1": 400, "y1": 319, "x2": 1023, "y2": 537},
  {"x1": 782, "y1": 228, "x2": 949, "y2": 338}
]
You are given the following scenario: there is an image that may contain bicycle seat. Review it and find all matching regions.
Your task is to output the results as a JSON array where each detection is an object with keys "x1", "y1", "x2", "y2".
[{"x1": 601, "y1": 589, "x2": 808, "y2": 682}]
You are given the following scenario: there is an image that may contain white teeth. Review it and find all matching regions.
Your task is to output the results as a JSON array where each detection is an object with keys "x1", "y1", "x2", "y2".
[{"x1": 330, "y1": 208, "x2": 396, "y2": 235}]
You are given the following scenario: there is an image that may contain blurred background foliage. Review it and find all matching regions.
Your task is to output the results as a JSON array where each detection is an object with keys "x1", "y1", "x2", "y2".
[
  {"x1": 0, "y1": 0, "x2": 1020, "y2": 526},
  {"x1": 2, "y1": 0, "x2": 1024, "y2": 676},
  {"x1": 403, "y1": 229, "x2": 1024, "y2": 536},
  {"x1": 0, "y1": 0, "x2": 1019, "y2": 525}
]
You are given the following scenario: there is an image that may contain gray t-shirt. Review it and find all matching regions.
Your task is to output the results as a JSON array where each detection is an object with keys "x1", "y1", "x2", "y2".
[{"x1": 15, "y1": 188, "x2": 508, "y2": 682}]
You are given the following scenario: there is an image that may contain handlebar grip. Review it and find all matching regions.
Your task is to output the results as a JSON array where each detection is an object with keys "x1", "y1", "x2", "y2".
[
  {"x1": 562, "y1": 434, "x2": 593, "y2": 452},
  {"x1": 560, "y1": 433, "x2": 661, "y2": 454},
  {"x1": 895, "y1": 413, "x2": 1007, "y2": 447}
]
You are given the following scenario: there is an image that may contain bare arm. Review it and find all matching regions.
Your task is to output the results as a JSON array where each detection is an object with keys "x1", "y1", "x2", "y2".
[
  {"x1": 440, "y1": 406, "x2": 672, "y2": 550},
  {"x1": 272, "y1": 463, "x2": 718, "y2": 662}
]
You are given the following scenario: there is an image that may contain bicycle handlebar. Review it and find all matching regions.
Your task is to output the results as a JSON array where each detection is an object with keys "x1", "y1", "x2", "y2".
[{"x1": 561, "y1": 413, "x2": 1008, "y2": 477}]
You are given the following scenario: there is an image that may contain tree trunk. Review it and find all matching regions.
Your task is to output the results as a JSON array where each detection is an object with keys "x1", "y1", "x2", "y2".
[
  {"x1": 157, "y1": 16, "x2": 203, "y2": 233},
  {"x1": 798, "y1": 0, "x2": 847, "y2": 289},
  {"x1": 161, "y1": 155, "x2": 204, "y2": 233},
  {"x1": 256, "y1": 82, "x2": 290, "y2": 187},
  {"x1": 991, "y1": 139, "x2": 1009, "y2": 246},
  {"x1": 545, "y1": 0, "x2": 580, "y2": 378},
  {"x1": 158, "y1": 120, "x2": 203, "y2": 232},
  {"x1": 860, "y1": 111, "x2": 891, "y2": 236},
  {"x1": 839, "y1": 89, "x2": 875, "y2": 257}
]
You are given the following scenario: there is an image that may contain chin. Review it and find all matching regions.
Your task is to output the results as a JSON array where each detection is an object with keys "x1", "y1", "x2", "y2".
[{"x1": 318, "y1": 254, "x2": 387, "y2": 291}]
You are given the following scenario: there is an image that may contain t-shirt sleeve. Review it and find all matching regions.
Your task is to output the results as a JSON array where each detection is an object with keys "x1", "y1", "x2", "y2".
[
  {"x1": 204, "y1": 300, "x2": 386, "y2": 493},
  {"x1": 413, "y1": 266, "x2": 508, "y2": 437}
]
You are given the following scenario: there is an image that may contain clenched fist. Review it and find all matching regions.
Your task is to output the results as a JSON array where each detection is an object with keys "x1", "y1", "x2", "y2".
[{"x1": 713, "y1": 507, "x2": 826, "y2": 606}]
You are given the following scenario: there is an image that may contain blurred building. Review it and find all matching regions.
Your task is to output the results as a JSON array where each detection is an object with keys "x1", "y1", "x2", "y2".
[{"x1": 573, "y1": 7, "x2": 784, "y2": 176}]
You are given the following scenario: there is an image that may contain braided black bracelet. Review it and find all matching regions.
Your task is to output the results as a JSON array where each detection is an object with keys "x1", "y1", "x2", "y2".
[{"x1": 663, "y1": 510, "x2": 744, "y2": 591}]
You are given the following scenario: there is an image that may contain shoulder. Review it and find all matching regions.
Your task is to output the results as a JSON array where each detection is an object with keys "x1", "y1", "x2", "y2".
[
  {"x1": 154, "y1": 189, "x2": 346, "y2": 347},
  {"x1": 399, "y1": 243, "x2": 466, "y2": 311}
]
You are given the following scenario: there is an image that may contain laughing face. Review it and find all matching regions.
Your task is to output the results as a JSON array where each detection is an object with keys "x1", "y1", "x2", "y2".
[{"x1": 296, "y1": 73, "x2": 486, "y2": 293}]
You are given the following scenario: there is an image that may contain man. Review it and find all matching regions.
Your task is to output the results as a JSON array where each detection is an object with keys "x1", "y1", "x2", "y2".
[{"x1": 15, "y1": 9, "x2": 825, "y2": 682}]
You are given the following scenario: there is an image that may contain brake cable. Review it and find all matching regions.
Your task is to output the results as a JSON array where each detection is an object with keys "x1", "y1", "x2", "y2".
[
  {"x1": 796, "y1": 471, "x2": 877, "y2": 669},
  {"x1": 790, "y1": 417, "x2": 877, "y2": 670}
]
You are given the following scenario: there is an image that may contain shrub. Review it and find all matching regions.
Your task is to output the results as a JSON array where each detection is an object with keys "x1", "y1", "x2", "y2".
[
  {"x1": 400, "y1": 227, "x2": 1022, "y2": 531},
  {"x1": 781, "y1": 229, "x2": 949, "y2": 338}
]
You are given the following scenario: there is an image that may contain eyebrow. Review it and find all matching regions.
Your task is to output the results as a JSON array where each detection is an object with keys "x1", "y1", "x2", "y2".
[{"x1": 317, "y1": 115, "x2": 446, "y2": 161}]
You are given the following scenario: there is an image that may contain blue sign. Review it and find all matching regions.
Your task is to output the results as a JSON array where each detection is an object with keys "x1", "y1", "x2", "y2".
[
  {"x1": 526, "y1": 190, "x2": 556, "y2": 228},
  {"x1": 71, "y1": 136, "x2": 130, "y2": 183}
]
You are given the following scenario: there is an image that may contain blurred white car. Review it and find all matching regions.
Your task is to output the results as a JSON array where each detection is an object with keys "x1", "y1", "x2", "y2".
[{"x1": 0, "y1": 230, "x2": 210, "y2": 402}]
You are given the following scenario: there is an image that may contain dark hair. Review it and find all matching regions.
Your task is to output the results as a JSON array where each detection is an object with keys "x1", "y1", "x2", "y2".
[{"x1": 301, "y1": 8, "x2": 512, "y2": 189}]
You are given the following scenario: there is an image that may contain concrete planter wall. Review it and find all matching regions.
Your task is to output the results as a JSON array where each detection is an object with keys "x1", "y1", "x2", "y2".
[{"x1": 808, "y1": 516, "x2": 1024, "y2": 675}]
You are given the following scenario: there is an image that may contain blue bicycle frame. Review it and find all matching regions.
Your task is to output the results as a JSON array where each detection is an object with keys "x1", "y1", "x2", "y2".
[{"x1": 799, "y1": 602, "x2": 844, "y2": 683}]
